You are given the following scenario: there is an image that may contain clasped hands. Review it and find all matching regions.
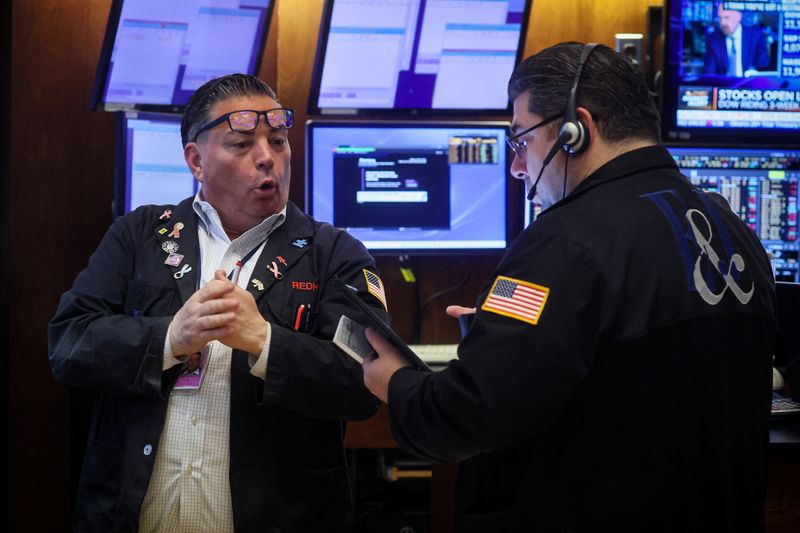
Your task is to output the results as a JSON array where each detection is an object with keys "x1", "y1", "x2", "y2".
[{"x1": 169, "y1": 269, "x2": 267, "y2": 356}]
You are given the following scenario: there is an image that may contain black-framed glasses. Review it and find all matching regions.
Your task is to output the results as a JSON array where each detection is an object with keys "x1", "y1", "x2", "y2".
[
  {"x1": 505, "y1": 114, "x2": 561, "y2": 159},
  {"x1": 192, "y1": 108, "x2": 294, "y2": 142}
]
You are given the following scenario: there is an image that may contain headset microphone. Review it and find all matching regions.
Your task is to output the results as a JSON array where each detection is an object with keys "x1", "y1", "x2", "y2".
[
  {"x1": 526, "y1": 43, "x2": 599, "y2": 203},
  {"x1": 526, "y1": 130, "x2": 571, "y2": 201}
]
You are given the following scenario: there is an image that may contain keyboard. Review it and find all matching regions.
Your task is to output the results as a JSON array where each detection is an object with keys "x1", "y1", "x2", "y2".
[
  {"x1": 408, "y1": 344, "x2": 459, "y2": 365},
  {"x1": 772, "y1": 396, "x2": 800, "y2": 416}
]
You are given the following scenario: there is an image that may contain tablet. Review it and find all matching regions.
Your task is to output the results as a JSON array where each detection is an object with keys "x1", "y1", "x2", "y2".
[{"x1": 335, "y1": 279, "x2": 432, "y2": 372}]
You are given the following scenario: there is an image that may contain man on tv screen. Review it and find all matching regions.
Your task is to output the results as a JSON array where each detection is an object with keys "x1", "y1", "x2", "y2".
[{"x1": 703, "y1": 3, "x2": 770, "y2": 76}]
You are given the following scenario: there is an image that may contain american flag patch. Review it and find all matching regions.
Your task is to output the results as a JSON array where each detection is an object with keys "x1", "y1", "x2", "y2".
[
  {"x1": 363, "y1": 269, "x2": 387, "y2": 311},
  {"x1": 481, "y1": 276, "x2": 549, "y2": 325}
]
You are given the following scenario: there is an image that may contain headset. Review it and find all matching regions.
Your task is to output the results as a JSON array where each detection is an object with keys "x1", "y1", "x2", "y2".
[{"x1": 527, "y1": 43, "x2": 599, "y2": 201}]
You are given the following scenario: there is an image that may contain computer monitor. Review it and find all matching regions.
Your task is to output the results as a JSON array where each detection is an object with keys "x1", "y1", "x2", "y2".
[
  {"x1": 670, "y1": 145, "x2": 799, "y2": 282},
  {"x1": 114, "y1": 111, "x2": 197, "y2": 216},
  {"x1": 660, "y1": 0, "x2": 799, "y2": 146},
  {"x1": 92, "y1": 0, "x2": 274, "y2": 111},
  {"x1": 306, "y1": 120, "x2": 512, "y2": 253},
  {"x1": 775, "y1": 282, "x2": 800, "y2": 371},
  {"x1": 308, "y1": 0, "x2": 532, "y2": 115},
  {"x1": 522, "y1": 146, "x2": 800, "y2": 283}
]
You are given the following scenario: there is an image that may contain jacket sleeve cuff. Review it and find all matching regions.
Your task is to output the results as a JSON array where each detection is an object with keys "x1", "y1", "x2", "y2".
[{"x1": 162, "y1": 321, "x2": 186, "y2": 371}]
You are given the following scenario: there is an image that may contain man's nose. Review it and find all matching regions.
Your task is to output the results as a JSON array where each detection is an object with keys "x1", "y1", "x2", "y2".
[
  {"x1": 510, "y1": 152, "x2": 528, "y2": 179},
  {"x1": 253, "y1": 136, "x2": 275, "y2": 169}
]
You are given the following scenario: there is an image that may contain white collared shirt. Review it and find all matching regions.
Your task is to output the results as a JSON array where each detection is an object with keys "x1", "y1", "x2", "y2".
[
  {"x1": 138, "y1": 193, "x2": 286, "y2": 533},
  {"x1": 726, "y1": 24, "x2": 743, "y2": 77}
]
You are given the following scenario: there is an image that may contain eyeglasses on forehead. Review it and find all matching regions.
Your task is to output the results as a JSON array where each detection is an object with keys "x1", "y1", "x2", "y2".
[{"x1": 192, "y1": 108, "x2": 294, "y2": 142}]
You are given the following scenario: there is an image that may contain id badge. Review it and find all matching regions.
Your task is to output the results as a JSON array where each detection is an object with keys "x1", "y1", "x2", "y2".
[{"x1": 174, "y1": 347, "x2": 210, "y2": 390}]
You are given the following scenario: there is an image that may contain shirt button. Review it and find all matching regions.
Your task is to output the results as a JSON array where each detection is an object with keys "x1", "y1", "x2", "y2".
[
  {"x1": 191, "y1": 416, "x2": 198, "y2": 426},
  {"x1": 186, "y1": 465, "x2": 193, "y2": 475},
  {"x1": 143, "y1": 444, "x2": 152, "y2": 456}
]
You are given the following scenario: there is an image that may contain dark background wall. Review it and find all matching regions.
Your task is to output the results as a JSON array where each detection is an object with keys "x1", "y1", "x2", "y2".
[{"x1": 19, "y1": 2, "x2": 795, "y2": 533}]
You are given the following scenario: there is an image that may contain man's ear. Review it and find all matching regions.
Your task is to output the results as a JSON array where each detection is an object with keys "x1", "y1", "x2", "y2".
[
  {"x1": 575, "y1": 106, "x2": 598, "y2": 145},
  {"x1": 184, "y1": 142, "x2": 204, "y2": 183}
]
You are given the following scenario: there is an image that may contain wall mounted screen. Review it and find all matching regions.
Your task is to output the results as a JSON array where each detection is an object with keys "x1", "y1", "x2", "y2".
[
  {"x1": 671, "y1": 145, "x2": 799, "y2": 281},
  {"x1": 93, "y1": 0, "x2": 273, "y2": 111},
  {"x1": 308, "y1": 0, "x2": 532, "y2": 114},
  {"x1": 115, "y1": 112, "x2": 197, "y2": 216},
  {"x1": 661, "y1": 0, "x2": 800, "y2": 145},
  {"x1": 306, "y1": 120, "x2": 511, "y2": 253},
  {"x1": 524, "y1": 145, "x2": 799, "y2": 282}
]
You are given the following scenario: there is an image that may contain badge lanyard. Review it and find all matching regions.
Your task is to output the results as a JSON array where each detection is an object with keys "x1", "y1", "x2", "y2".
[{"x1": 196, "y1": 238, "x2": 269, "y2": 290}]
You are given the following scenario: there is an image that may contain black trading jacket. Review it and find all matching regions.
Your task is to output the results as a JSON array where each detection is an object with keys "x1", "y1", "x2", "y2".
[
  {"x1": 49, "y1": 199, "x2": 384, "y2": 532},
  {"x1": 388, "y1": 146, "x2": 777, "y2": 532}
]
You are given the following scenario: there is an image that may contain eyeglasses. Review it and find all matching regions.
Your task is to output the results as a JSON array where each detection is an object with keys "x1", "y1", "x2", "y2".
[
  {"x1": 505, "y1": 114, "x2": 561, "y2": 160},
  {"x1": 192, "y1": 108, "x2": 294, "y2": 142}
]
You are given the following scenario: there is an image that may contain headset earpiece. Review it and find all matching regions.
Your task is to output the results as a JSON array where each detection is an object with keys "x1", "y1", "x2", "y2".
[
  {"x1": 527, "y1": 43, "x2": 599, "y2": 203},
  {"x1": 557, "y1": 43, "x2": 598, "y2": 156},
  {"x1": 558, "y1": 120, "x2": 589, "y2": 155}
]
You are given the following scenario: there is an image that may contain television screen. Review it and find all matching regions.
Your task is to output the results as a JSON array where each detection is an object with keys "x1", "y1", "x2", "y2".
[
  {"x1": 306, "y1": 120, "x2": 511, "y2": 253},
  {"x1": 661, "y1": 0, "x2": 800, "y2": 145},
  {"x1": 115, "y1": 111, "x2": 197, "y2": 216},
  {"x1": 308, "y1": 0, "x2": 532, "y2": 114},
  {"x1": 93, "y1": 0, "x2": 274, "y2": 111},
  {"x1": 670, "y1": 145, "x2": 799, "y2": 281}
]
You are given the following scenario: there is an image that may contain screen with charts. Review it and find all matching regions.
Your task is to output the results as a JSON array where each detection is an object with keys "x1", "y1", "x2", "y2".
[
  {"x1": 308, "y1": 0, "x2": 531, "y2": 114},
  {"x1": 93, "y1": 0, "x2": 273, "y2": 111},
  {"x1": 523, "y1": 146, "x2": 800, "y2": 282},
  {"x1": 671, "y1": 146, "x2": 799, "y2": 281},
  {"x1": 115, "y1": 112, "x2": 198, "y2": 216},
  {"x1": 661, "y1": 0, "x2": 800, "y2": 145},
  {"x1": 306, "y1": 120, "x2": 510, "y2": 252}
]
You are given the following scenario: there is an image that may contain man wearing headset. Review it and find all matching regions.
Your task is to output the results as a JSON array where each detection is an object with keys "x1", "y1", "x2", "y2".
[{"x1": 362, "y1": 42, "x2": 777, "y2": 531}]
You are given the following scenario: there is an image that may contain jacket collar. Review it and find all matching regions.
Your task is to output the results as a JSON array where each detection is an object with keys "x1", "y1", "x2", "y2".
[
  {"x1": 245, "y1": 202, "x2": 315, "y2": 306},
  {"x1": 540, "y1": 145, "x2": 678, "y2": 216}
]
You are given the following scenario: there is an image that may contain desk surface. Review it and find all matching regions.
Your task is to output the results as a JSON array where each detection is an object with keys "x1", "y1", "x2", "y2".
[{"x1": 347, "y1": 407, "x2": 800, "y2": 449}]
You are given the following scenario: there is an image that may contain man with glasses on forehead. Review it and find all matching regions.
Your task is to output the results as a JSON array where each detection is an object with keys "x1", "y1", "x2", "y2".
[
  {"x1": 49, "y1": 74, "x2": 387, "y2": 532},
  {"x1": 362, "y1": 43, "x2": 776, "y2": 530}
]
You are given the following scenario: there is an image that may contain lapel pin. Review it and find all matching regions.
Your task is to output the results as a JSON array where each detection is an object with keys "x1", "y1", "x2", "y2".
[
  {"x1": 277, "y1": 255, "x2": 288, "y2": 267},
  {"x1": 161, "y1": 241, "x2": 179, "y2": 254},
  {"x1": 251, "y1": 278, "x2": 265, "y2": 291},
  {"x1": 169, "y1": 222, "x2": 185, "y2": 238},
  {"x1": 159, "y1": 210, "x2": 173, "y2": 220},
  {"x1": 174, "y1": 264, "x2": 192, "y2": 279},
  {"x1": 267, "y1": 261, "x2": 284, "y2": 280},
  {"x1": 158, "y1": 228, "x2": 168, "y2": 235},
  {"x1": 292, "y1": 239, "x2": 307, "y2": 249},
  {"x1": 164, "y1": 253, "x2": 184, "y2": 267}
]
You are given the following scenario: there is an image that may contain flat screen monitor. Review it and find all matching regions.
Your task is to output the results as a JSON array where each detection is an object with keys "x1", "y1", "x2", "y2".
[
  {"x1": 306, "y1": 120, "x2": 511, "y2": 253},
  {"x1": 522, "y1": 146, "x2": 800, "y2": 282},
  {"x1": 670, "y1": 145, "x2": 799, "y2": 281},
  {"x1": 774, "y1": 281, "x2": 800, "y2": 369},
  {"x1": 661, "y1": 0, "x2": 800, "y2": 146},
  {"x1": 308, "y1": 0, "x2": 532, "y2": 115},
  {"x1": 92, "y1": 0, "x2": 274, "y2": 112},
  {"x1": 114, "y1": 111, "x2": 198, "y2": 216}
]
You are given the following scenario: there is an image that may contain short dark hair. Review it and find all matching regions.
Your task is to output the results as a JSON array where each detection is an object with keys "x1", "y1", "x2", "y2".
[
  {"x1": 508, "y1": 42, "x2": 660, "y2": 143},
  {"x1": 181, "y1": 73, "x2": 279, "y2": 146}
]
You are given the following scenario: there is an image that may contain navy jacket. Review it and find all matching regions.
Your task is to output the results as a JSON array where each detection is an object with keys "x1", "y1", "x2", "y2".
[
  {"x1": 703, "y1": 25, "x2": 770, "y2": 75},
  {"x1": 49, "y1": 199, "x2": 383, "y2": 532},
  {"x1": 387, "y1": 146, "x2": 777, "y2": 532}
]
